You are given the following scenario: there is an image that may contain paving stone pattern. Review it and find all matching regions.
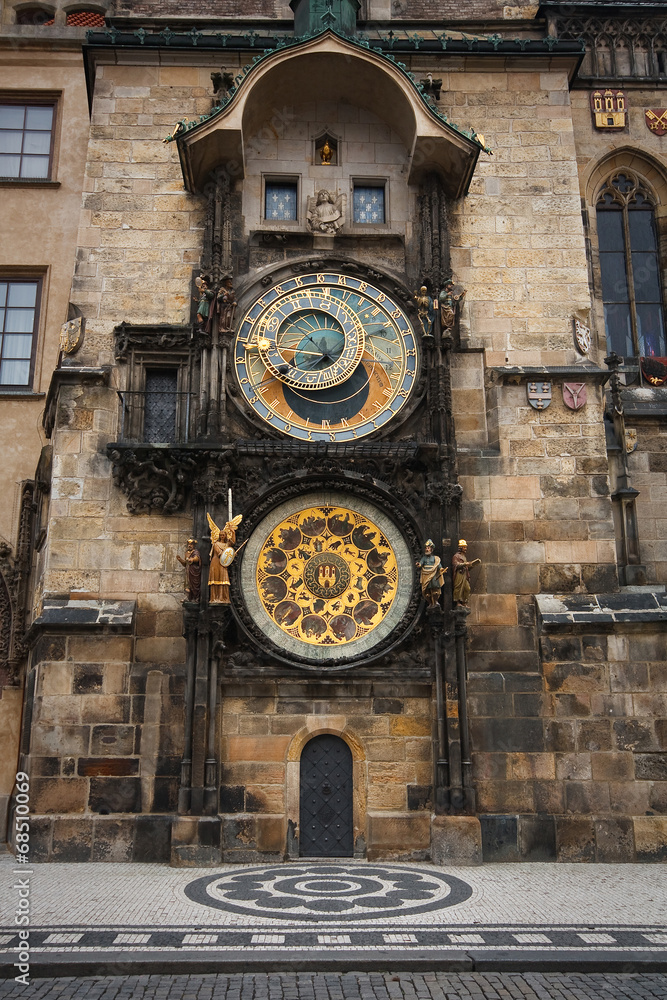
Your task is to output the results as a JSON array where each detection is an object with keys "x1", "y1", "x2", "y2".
[{"x1": 1, "y1": 973, "x2": 667, "y2": 1000}]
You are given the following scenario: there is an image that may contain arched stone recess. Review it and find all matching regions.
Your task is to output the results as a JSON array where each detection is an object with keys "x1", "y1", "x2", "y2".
[
  {"x1": 286, "y1": 721, "x2": 367, "y2": 859},
  {"x1": 580, "y1": 146, "x2": 667, "y2": 356},
  {"x1": 173, "y1": 31, "x2": 482, "y2": 199}
]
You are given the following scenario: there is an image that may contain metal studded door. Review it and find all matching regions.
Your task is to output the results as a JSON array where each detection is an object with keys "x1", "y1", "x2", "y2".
[{"x1": 299, "y1": 735, "x2": 353, "y2": 857}]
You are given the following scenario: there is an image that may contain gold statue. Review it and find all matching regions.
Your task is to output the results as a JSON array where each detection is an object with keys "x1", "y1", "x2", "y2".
[
  {"x1": 452, "y1": 539, "x2": 481, "y2": 607},
  {"x1": 177, "y1": 538, "x2": 201, "y2": 603},
  {"x1": 416, "y1": 538, "x2": 447, "y2": 608},
  {"x1": 207, "y1": 511, "x2": 243, "y2": 604},
  {"x1": 320, "y1": 139, "x2": 333, "y2": 165}
]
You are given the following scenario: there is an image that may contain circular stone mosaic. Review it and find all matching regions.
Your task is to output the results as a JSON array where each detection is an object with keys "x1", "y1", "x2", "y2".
[
  {"x1": 255, "y1": 504, "x2": 398, "y2": 648},
  {"x1": 184, "y1": 864, "x2": 473, "y2": 921}
]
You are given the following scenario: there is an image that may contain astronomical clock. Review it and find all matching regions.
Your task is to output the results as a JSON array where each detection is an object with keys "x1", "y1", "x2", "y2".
[
  {"x1": 233, "y1": 271, "x2": 418, "y2": 443},
  {"x1": 231, "y1": 268, "x2": 424, "y2": 667}
]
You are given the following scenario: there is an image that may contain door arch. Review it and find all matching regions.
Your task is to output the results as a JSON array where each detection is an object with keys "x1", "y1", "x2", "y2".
[{"x1": 299, "y1": 734, "x2": 353, "y2": 857}]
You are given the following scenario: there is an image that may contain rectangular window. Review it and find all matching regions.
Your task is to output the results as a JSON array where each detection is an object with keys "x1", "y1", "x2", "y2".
[
  {"x1": 143, "y1": 368, "x2": 178, "y2": 443},
  {"x1": 353, "y1": 184, "x2": 386, "y2": 224},
  {"x1": 264, "y1": 181, "x2": 298, "y2": 221},
  {"x1": 0, "y1": 102, "x2": 54, "y2": 180},
  {"x1": 0, "y1": 279, "x2": 40, "y2": 387}
]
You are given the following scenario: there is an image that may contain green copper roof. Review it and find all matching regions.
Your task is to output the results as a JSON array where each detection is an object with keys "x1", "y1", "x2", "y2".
[{"x1": 161, "y1": 27, "x2": 493, "y2": 154}]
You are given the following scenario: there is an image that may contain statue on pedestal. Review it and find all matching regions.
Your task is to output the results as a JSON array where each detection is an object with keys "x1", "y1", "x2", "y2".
[
  {"x1": 195, "y1": 274, "x2": 215, "y2": 329},
  {"x1": 452, "y1": 539, "x2": 480, "y2": 607},
  {"x1": 217, "y1": 275, "x2": 237, "y2": 333},
  {"x1": 417, "y1": 538, "x2": 447, "y2": 608},
  {"x1": 207, "y1": 511, "x2": 243, "y2": 605},
  {"x1": 177, "y1": 538, "x2": 201, "y2": 603},
  {"x1": 414, "y1": 285, "x2": 435, "y2": 338},
  {"x1": 438, "y1": 280, "x2": 466, "y2": 338}
]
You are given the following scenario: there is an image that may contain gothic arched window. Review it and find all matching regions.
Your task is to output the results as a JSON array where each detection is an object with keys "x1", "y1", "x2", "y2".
[{"x1": 596, "y1": 171, "x2": 666, "y2": 358}]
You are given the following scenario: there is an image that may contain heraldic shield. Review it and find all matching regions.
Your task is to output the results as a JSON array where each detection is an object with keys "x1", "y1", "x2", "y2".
[
  {"x1": 562, "y1": 382, "x2": 587, "y2": 411},
  {"x1": 527, "y1": 382, "x2": 552, "y2": 410}
]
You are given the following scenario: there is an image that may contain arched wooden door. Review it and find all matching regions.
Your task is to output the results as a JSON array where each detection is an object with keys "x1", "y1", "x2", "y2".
[{"x1": 299, "y1": 734, "x2": 353, "y2": 857}]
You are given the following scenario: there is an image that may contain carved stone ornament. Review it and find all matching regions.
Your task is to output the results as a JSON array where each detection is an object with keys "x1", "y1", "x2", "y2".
[
  {"x1": 114, "y1": 324, "x2": 192, "y2": 362},
  {"x1": 574, "y1": 317, "x2": 591, "y2": 355},
  {"x1": 625, "y1": 428, "x2": 638, "y2": 454},
  {"x1": 306, "y1": 190, "x2": 345, "y2": 234},
  {"x1": 527, "y1": 382, "x2": 552, "y2": 410},
  {"x1": 562, "y1": 382, "x2": 587, "y2": 411},
  {"x1": 645, "y1": 109, "x2": 667, "y2": 135},
  {"x1": 59, "y1": 316, "x2": 84, "y2": 355},
  {"x1": 590, "y1": 90, "x2": 627, "y2": 130}
]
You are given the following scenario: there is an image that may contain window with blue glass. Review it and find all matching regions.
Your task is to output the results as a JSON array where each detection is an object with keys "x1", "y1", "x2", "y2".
[
  {"x1": 264, "y1": 181, "x2": 298, "y2": 221},
  {"x1": 353, "y1": 184, "x2": 385, "y2": 224},
  {"x1": 596, "y1": 172, "x2": 666, "y2": 358}
]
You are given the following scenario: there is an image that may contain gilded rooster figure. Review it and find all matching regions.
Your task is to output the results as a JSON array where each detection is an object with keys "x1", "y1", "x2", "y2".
[{"x1": 207, "y1": 511, "x2": 243, "y2": 604}]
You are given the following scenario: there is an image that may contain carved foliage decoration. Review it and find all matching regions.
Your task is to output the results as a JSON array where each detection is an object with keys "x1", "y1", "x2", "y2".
[
  {"x1": 114, "y1": 324, "x2": 192, "y2": 362},
  {"x1": 555, "y1": 14, "x2": 667, "y2": 82},
  {"x1": 108, "y1": 447, "x2": 200, "y2": 514}
]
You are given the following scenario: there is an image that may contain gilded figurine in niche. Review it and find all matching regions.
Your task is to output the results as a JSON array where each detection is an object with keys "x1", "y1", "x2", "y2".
[
  {"x1": 177, "y1": 538, "x2": 201, "y2": 603},
  {"x1": 439, "y1": 280, "x2": 466, "y2": 337},
  {"x1": 306, "y1": 189, "x2": 345, "y2": 235},
  {"x1": 417, "y1": 538, "x2": 447, "y2": 608},
  {"x1": 320, "y1": 139, "x2": 333, "y2": 165},
  {"x1": 195, "y1": 274, "x2": 215, "y2": 329},
  {"x1": 414, "y1": 285, "x2": 435, "y2": 338},
  {"x1": 216, "y1": 275, "x2": 237, "y2": 333},
  {"x1": 452, "y1": 539, "x2": 481, "y2": 607},
  {"x1": 207, "y1": 512, "x2": 243, "y2": 604}
]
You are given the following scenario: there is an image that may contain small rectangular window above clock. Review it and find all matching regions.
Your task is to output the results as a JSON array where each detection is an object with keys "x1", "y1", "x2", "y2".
[
  {"x1": 352, "y1": 182, "x2": 386, "y2": 225},
  {"x1": 264, "y1": 178, "x2": 299, "y2": 222}
]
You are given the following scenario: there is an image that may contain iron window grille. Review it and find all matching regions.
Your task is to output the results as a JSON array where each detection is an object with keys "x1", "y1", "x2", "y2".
[{"x1": 117, "y1": 369, "x2": 195, "y2": 444}]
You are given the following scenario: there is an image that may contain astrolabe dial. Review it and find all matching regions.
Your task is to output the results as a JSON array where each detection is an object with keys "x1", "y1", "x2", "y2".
[
  {"x1": 256, "y1": 290, "x2": 366, "y2": 390},
  {"x1": 235, "y1": 272, "x2": 418, "y2": 442},
  {"x1": 255, "y1": 505, "x2": 398, "y2": 647}
]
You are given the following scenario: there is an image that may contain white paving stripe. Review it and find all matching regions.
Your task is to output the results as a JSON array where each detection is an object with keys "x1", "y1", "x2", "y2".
[
  {"x1": 113, "y1": 933, "x2": 152, "y2": 945},
  {"x1": 43, "y1": 933, "x2": 84, "y2": 944},
  {"x1": 383, "y1": 933, "x2": 418, "y2": 944},
  {"x1": 182, "y1": 933, "x2": 218, "y2": 944},
  {"x1": 449, "y1": 933, "x2": 485, "y2": 944},
  {"x1": 578, "y1": 933, "x2": 616, "y2": 944},
  {"x1": 317, "y1": 934, "x2": 352, "y2": 944},
  {"x1": 513, "y1": 933, "x2": 552, "y2": 944},
  {"x1": 251, "y1": 934, "x2": 285, "y2": 944}
]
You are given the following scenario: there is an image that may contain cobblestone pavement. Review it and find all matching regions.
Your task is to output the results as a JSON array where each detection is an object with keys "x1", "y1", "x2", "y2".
[
  {"x1": 1, "y1": 973, "x2": 667, "y2": 1000},
  {"x1": 2, "y1": 858, "x2": 666, "y2": 973}
]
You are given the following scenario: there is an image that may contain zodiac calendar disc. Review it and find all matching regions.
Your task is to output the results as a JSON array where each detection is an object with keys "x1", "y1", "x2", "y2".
[{"x1": 240, "y1": 492, "x2": 414, "y2": 663}]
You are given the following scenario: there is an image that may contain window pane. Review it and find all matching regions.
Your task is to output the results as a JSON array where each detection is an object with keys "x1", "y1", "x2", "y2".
[
  {"x1": 0, "y1": 284, "x2": 6, "y2": 307},
  {"x1": 597, "y1": 207, "x2": 624, "y2": 251},
  {"x1": 0, "y1": 154, "x2": 20, "y2": 177},
  {"x1": 0, "y1": 360, "x2": 30, "y2": 385},
  {"x1": 22, "y1": 130, "x2": 50, "y2": 155},
  {"x1": 628, "y1": 207, "x2": 657, "y2": 252},
  {"x1": 3, "y1": 334, "x2": 33, "y2": 359},
  {"x1": 353, "y1": 185, "x2": 385, "y2": 223},
  {"x1": 604, "y1": 302, "x2": 633, "y2": 356},
  {"x1": 0, "y1": 131, "x2": 23, "y2": 154},
  {"x1": 5, "y1": 309, "x2": 34, "y2": 333},
  {"x1": 632, "y1": 251, "x2": 662, "y2": 302},
  {"x1": 7, "y1": 283, "x2": 37, "y2": 307},
  {"x1": 144, "y1": 369, "x2": 178, "y2": 443},
  {"x1": 636, "y1": 303, "x2": 666, "y2": 357},
  {"x1": 0, "y1": 106, "x2": 25, "y2": 128},
  {"x1": 25, "y1": 106, "x2": 53, "y2": 130},
  {"x1": 265, "y1": 182, "x2": 297, "y2": 221},
  {"x1": 599, "y1": 252, "x2": 628, "y2": 302},
  {"x1": 20, "y1": 155, "x2": 50, "y2": 178}
]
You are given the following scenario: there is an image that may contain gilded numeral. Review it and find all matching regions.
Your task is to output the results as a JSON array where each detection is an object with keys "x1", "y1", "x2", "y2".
[
  {"x1": 329, "y1": 432, "x2": 336, "y2": 442},
  {"x1": 294, "y1": 276, "x2": 303, "y2": 287},
  {"x1": 406, "y1": 348, "x2": 417, "y2": 357},
  {"x1": 398, "y1": 388, "x2": 409, "y2": 398},
  {"x1": 317, "y1": 273, "x2": 326, "y2": 283},
  {"x1": 274, "y1": 285, "x2": 283, "y2": 295},
  {"x1": 377, "y1": 292, "x2": 386, "y2": 302},
  {"x1": 359, "y1": 281, "x2": 367, "y2": 292},
  {"x1": 382, "y1": 387, "x2": 392, "y2": 397},
  {"x1": 240, "y1": 377, "x2": 250, "y2": 384},
  {"x1": 391, "y1": 308, "x2": 401, "y2": 319},
  {"x1": 337, "y1": 275, "x2": 347, "y2": 286},
  {"x1": 340, "y1": 418, "x2": 349, "y2": 427},
  {"x1": 321, "y1": 419, "x2": 331, "y2": 429}
]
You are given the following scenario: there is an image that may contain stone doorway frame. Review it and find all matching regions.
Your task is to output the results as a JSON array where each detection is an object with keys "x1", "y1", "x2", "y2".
[{"x1": 286, "y1": 720, "x2": 367, "y2": 860}]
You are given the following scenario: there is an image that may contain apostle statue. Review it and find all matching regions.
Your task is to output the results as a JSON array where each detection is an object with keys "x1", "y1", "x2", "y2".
[
  {"x1": 177, "y1": 538, "x2": 201, "y2": 603},
  {"x1": 414, "y1": 285, "x2": 435, "y2": 338},
  {"x1": 416, "y1": 538, "x2": 447, "y2": 608},
  {"x1": 452, "y1": 539, "x2": 481, "y2": 607},
  {"x1": 207, "y1": 511, "x2": 243, "y2": 604}
]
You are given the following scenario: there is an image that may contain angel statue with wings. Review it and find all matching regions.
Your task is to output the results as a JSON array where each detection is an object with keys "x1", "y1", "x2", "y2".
[
  {"x1": 306, "y1": 189, "x2": 345, "y2": 235},
  {"x1": 207, "y1": 511, "x2": 243, "y2": 604}
]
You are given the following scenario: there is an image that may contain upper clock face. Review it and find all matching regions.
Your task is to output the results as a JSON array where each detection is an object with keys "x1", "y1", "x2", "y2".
[{"x1": 234, "y1": 272, "x2": 418, "y2": 442}]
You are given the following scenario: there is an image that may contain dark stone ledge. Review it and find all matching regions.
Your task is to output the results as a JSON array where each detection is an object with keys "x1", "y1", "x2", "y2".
[{"x1": 536, "y1": 590, "x2": 667, "y2": 627}]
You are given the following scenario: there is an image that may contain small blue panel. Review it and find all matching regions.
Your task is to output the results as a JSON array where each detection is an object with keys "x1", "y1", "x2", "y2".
[
  {"x1": 353, "y1": 185, "x2": 385, "y2": 224},
  {"x1": 265, "y1": 182, "x2": 298, "y2": 221}
]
